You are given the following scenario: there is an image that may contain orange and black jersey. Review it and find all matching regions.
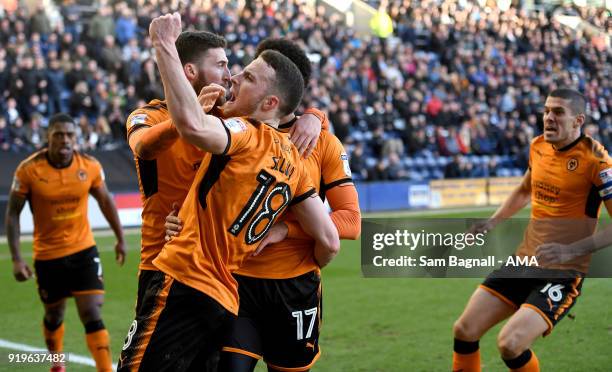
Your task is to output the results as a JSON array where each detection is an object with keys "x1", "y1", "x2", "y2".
[
  {"x1": 11, "y1": 149, "x2": 104, "y2": 260},
  {"x1": 517, "y1": 134, "x2": 612, "y2": 272},
  {"x1": 126, "y1": 99, "x2": 206, "y2": 270},
  {"x1": 153, "y1": 117, "x2": 315, "y2": 315},
  {"x1": 235, "y1": 119, "x2": 354, "y2": 279}
]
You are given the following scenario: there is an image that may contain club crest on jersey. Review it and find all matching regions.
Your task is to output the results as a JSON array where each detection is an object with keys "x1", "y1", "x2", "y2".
[
  {"x1": 78, "y1": 169, "x2": 87, "y2": 181},
  {"x1": 566, "y1": 158, "x2": 578, "y2": 171},
  {"x1": 224, "y1": 118, "x2": 248, "y2": 133},
  {"x1": 599, "y1": 168, "x2": 612, "y2": 184},
  {"x1": 128, "y1": 114, "x2": 147, "y2": 129}
]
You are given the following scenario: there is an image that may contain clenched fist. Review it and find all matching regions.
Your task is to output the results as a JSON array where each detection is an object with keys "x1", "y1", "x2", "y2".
[{"x1": 149, "y1": 12, "x2": 182, "y2": 47}]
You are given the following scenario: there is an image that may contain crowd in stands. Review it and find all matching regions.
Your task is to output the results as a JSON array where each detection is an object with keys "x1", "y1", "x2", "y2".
[{"x1": 0, "y1": 0, "x2": 609, "y2": 181}]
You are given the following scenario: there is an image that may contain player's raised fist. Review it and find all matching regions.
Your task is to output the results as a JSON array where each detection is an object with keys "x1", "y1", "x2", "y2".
[{"x1": 149, "y1": 12, "x2": 182, "y2": 46}]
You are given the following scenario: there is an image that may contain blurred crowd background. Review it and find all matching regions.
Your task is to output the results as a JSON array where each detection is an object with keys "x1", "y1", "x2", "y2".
[{"x1": 0, "y1": 0, "x2": 610, "y2": 181}]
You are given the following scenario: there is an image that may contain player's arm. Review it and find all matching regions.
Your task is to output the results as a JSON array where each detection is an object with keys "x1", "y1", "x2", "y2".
[
  {"x1": 5, "y1": 191, "x2": 32, "y2": 281},
  {"x1": 150, "y1": 14, "x2": 228, "y2": 154},
  {"x1": 288, "y1": 109, "x2": 327, "y2": 158},
  {"x1": 289, "y1": 194, "x2": 341, "y2": 268},
  {"x1": 472, "y1": 169, "x2": 532, "y2": 233},
  {"x1": 128, "y1": 120, "x2": 179, "y2": 160},
  {"x1": 90, "y1": 183, "x2": 126, "y2": 265},
  {"x1": 283, "y1": 183, "x2": 361, "y2": 240},
  {"x1": 537, "y1": 194, "x2": 612, "y2": 264}
]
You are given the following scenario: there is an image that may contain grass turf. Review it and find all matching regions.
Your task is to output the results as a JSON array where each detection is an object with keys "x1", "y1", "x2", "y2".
[{"x1": 1, "y1": 208, "x2": 611, "y2": 371}]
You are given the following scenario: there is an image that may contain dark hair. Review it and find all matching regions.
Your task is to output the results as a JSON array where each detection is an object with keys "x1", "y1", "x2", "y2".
[
  {"x1": 549, "y1": 88, "x2": 586, "y2": 115},
  {"x1": 256, "y1": 38, "x2": 312, "y2": 87},
  {"x1": 48, "y1": 113, "x2": 75, "y2": 130},
  {"x1": 259, "y1": 50, "x2": 304, "y2": 117},
  {"x1": 175, "y1": 31, "x2": 226, "y2": 66}
]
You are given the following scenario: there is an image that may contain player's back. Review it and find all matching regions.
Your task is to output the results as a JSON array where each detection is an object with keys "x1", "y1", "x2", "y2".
[
  {"x1": 153, "y1": 117, "x2": 315, "y2": 314},
  {"x1": 126, "y1": 99, "x2": 206, "y2": 270},
  {"x1": 518, "y1": 134, "x2": 612, "y2": 272},
  {"x1": 235, "y1": 129, "x2": 352, "y2": 279},
  {"x1": 12, "y1": 149, "x2": 103, "y2": 260}
]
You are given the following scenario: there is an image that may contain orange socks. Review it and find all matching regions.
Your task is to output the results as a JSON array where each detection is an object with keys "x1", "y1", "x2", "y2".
[
  {"x1": 453, "y1": 339, "x2": 481, "y2": 372},
  {"x1": 503, "y1": 349, "x2": 540, "y2": 372},
  {"x1": 85, "y1": 320, "x2": 112, "y2": 372},
  {"x1": 43, "y1": 319, "x2": 65, "y2": 353}
]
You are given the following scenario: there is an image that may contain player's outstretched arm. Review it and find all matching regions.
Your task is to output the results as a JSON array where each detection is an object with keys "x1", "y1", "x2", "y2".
[
  {"x1": 128, "y1": 120, "x2": 179, "y2": 160},
  {"x1": 472, "y1": 169, "x2": 532, "y2": 233},
  {"x1": 5, "y1": 191, "x2": 32, "y2": 281},
  {"x1": 150, "y1": 13, "x2": 228, "y2": 154},
  {"x1": 537, "y1": 199, "x2": 612, "y2": 264},
  {"x1": 90, "y1": 183, "x2": 126, "y2": 265},
  {"x1": 291, "y1": 195, "x2": 341, "y2": 268}
]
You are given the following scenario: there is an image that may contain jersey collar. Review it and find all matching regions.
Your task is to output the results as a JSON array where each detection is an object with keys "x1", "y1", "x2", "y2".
[{"x1": 554, "y1": 134, "x2": 584, "y2": 152}]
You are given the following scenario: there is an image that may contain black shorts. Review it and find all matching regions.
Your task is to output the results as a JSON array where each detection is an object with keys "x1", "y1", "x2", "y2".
[
  {"x1": 135, "y1": 269, "x2": 159, "y2": 315},
  {"x1": 222, "y1": 271, "x2": 322, "y2": 371},
  {"x1": 34, "y1": 246, "x2": 104, "y2": 304},
  {"x1": 481, "y1": 266, "x2": 584, "y2": 335},
  {"x1": 118, "y1": 271, "x2": 233, "y2": 372}
]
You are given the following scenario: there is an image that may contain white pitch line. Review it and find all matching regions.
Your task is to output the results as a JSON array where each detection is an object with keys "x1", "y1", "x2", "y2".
[{"x1": 0, "y1": 338, "x2": 117, "y2": 371}]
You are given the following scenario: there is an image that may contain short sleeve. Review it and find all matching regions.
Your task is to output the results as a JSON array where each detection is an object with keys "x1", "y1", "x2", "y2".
[
  {"x1": 320, "y1": 132, "x2": 353, "y2": 191},
  {"x1": 90, "y1": 159, "x2": 105, "y2": 189},
  {"x1": 291, "y1": 161, "x2": 316, "y2": 205},
  {"x1": 11, "y1": 164, "x2": 31, "y2": 197},
  {"x1": 126, "y1": 105, "x2": 168, "y2": 137},
  {"x1": 222, "y1": 117, "x2": 255, "y2": 156}
]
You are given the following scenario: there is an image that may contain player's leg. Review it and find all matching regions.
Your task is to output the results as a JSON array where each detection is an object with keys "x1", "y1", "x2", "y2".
[
  {"x1": 496, "y1": 307, "x2": 546, "y2": 372},
  {"x1": 34, "y1": 256, "x2": 69, "y2": 371},
  {"x1": 119, "y1": 272, "x2": 232, "y2": 372},
  {"x1": 43, "y1": 299, "x2": 67, "y2": 372},
  {"x1": 218, "y1": 275, "x2": 264, "y2": 372},
  {"x1": 69, "y1": 246, "x2": 110, "y2": 371},
  {"x1": 496, "y1": 275, "x2": 584, "y2": 372},
  {"x1": 74, "y1": 293, "x2": 112, "y2": 372},
  {"x1": 452, "y1": 286, "x2": 517, "y2": 372},
  {"x1": 261, "y1": 271, "x2": 322, "y2": 372}
]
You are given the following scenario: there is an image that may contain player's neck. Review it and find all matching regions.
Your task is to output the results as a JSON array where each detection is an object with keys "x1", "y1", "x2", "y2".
[
  {"x1": 552, "y1": 133, "x2": 582, "y2": 151},
  {"x1": 261, "y1": 118, "x2": 280, "y2": 129},
  {"x1": 279, "y1": 112, "x2": 296, "y2": 126},
  {"x1": 46, "y1": 151, "x2": 73, "y2": 169}
]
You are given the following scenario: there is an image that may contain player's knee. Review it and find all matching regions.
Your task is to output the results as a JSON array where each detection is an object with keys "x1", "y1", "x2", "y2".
[
  {"x1": 496, "y1": 331, "x2": 523, "y2": 359},
  {"x1": 453, "y1": 318, "x2": 480, "y2": 341},
  {"x1": 78, "y1": 304, "x2": 102, "y2": 324},
  {"x1": 45, "y1": 307, "x2": 65, "y2": 324}
]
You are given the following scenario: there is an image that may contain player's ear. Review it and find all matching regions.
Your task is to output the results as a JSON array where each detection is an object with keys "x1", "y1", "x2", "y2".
[
  {"x1": 183, "y1": 63, "x2": 197, "y2": 80},
  {"x1": 574, "y1": 113, "x2": 585, "y2": 128},
  {"x1": 261, "y1": 95, "x2": 280, "y2": 113}
]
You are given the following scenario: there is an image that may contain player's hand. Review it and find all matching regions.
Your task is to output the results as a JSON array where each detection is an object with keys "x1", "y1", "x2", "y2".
[
  {"x1": 290, "y1": 113, "x2": 321, "y2": 158},
  {"x1": 536, "y1": 242, "x2": 583, "y2": 266},
  {"x1": 468, "y1": 218, "x2": 496, "y2": 235},
  {"x1": 198, "y1": 84, "x2": 227, "y2": 113},
  {"x1": 149, "y1": 12, "x2": 182, "y2": 47},
  {"x1": 115, "y1": 240, "x2": 126, "y2": 266},
  {"x1": 253, "y1": 222, "x2": 289, "y2": 256},
  {"x1": 12, "y1": 260, "x2": 33, "y2": 282},
  {"x1": 165, "y1": 203, "x2": 183, "y2": 241}
]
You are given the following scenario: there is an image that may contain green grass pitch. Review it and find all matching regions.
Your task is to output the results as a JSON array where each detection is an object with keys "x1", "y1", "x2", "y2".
[{"x1": 1, "y1": 207, "x2": 611, "y2": 371}]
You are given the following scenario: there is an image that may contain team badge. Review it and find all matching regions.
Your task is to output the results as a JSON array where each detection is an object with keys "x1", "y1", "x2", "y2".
[
  {"x1": 566, "y1": 158, "x2": 578, "y2": 171},
  {"x1": 78, "y1": 169, "x2": 87, "y2": 181}
]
